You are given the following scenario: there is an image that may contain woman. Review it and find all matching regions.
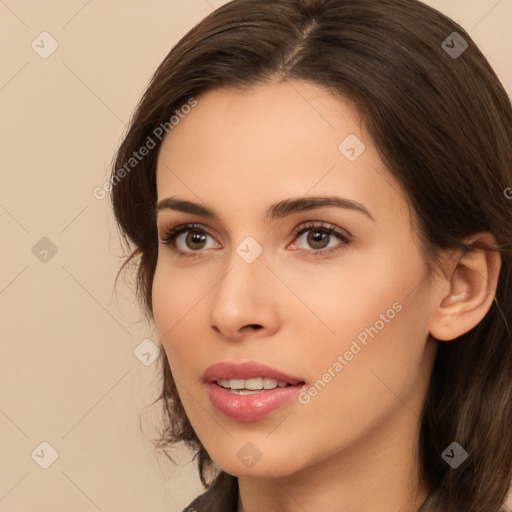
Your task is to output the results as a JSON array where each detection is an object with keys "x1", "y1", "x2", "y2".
[{"x1": 110, "y1": 0, "x2": 512, "y2": 510}]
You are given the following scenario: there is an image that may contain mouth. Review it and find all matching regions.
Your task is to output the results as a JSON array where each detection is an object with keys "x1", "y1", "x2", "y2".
[
  {"x1": 215, "y1": 377, "x2": 298, "y2": 395},
  {"x1": 203, "y1": 361, "x2": 306, "y2": 421},
  {"x1": 203, "y1": 360, "x2": 305, "y2": 387}
]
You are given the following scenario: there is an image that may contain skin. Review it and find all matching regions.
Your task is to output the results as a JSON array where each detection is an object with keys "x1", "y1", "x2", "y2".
[{"x1": 152, "y1": 80, "x2": 501, "y2": 512}]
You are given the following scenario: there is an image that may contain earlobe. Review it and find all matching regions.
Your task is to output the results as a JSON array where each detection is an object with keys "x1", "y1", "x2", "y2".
[{"x1": 429, "y1": 232, "x2": 501, "y2": 342}]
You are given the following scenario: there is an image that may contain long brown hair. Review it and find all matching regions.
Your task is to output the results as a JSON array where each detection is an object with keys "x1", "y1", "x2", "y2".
[{"x1": 110, "y1": 1, "x2": 512, "y2": 510}]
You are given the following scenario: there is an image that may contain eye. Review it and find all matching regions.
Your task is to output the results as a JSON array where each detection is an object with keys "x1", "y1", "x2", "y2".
[
  {"x1": 159, "y1": 223, "x2": 220, "y2": 258},
  {"x1": 158, "y1": 221, "x2": 352, "y2": 259},
  {"x1": 289, "y1": 221, "x2": 352, "y2": 257}
]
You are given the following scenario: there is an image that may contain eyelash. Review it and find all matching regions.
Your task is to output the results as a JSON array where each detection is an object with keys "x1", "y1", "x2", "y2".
[{"x1": 158, "y1": 221, "x2": 352, "y2": 260}]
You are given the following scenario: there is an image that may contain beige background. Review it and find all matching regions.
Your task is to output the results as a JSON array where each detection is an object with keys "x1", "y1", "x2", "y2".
[{"x1": 0, "y1": 1, "x2": 511, "y2": 511}]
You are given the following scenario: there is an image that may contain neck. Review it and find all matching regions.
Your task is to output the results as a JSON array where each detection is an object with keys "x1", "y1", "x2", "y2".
[{"x1": 236, "y1": 405, "x2": 429, "y2": 512}]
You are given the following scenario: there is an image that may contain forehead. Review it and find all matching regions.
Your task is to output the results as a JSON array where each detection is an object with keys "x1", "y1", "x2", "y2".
[
  {"x1": 155, "y1": 81, "x2": 412, "y2": 231},
  {"x1": 158, "y1": 80, "x2": 360, "y2": 162}
]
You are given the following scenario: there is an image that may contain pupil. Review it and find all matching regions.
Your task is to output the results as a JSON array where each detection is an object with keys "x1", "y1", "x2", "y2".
[
  {"x1": 188, "y1": 231, "x2": 206, "y2": 249},
  {"x1": 308, "y1": 230, "x2": 328, "y2": 249},
  {"x1": 185, "y1": 230, "x2": 330, "y2": 251}
]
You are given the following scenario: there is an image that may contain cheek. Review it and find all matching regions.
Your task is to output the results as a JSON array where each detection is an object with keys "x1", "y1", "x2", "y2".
[
  {"x1": 306, "y1": 274, "x2": 431, "y2": 405},
  {"x1": 291, "y1": 246, "x2": 431, "y2": 401},
  {"x1": 151, "y1": 262, "x2": 194, "y2": 363},
  {"x1": 151, "y1": 259, "x2": 221, "y2": 389},
  {"x1": 151, "y1": 265, "x2": 171, "y2": 339},
  {"x1": 152, "y1": 257, "x2": 203, "y2": 325},
  {"x1": 290, "y1": 294, "x2": 432, "y2": 466},
  {"x1": 279, "y1": 244, "x2": 426, "y2": 349}
]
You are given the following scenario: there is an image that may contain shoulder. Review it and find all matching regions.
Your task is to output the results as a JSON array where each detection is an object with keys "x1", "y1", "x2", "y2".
[{"x1": 180, "y1": 471, "x2": 238, "y2": 512}]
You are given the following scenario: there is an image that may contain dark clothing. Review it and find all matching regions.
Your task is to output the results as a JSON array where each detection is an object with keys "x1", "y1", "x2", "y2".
[
  {"x1": 181, "y1": 471, "x2": 238, "y2": 512},
  {"x1": 181, "y1": 471, "x2": 512, "y2": 512}
]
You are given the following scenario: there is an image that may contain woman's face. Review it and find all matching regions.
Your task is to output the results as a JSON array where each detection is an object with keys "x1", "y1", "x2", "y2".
[{"x1": 153, "y1": 80, "x2": 440, "y2": 478}]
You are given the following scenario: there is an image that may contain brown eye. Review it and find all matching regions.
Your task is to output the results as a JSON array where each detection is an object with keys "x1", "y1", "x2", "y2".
[
  {"x1": 304, "y1": 230, "x2": 331, "y2": 250},
  {"x1": 183, "y1": 230, "x2": 208, "y2": 250},
  {"x1": 292, "y1": 222, "x2": 352, "y2": 255},
  {"x1": 159, "y1": 223, "x2": 220, "y2": 258}
]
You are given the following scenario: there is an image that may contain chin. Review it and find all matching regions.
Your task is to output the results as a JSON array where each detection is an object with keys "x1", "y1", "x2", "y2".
[
  {"x1": 218, "y1": 459, "x2": 297, "y2": 479},
  {"x1": 206, "y1": 441, "x2": 305, "y2": 479}
]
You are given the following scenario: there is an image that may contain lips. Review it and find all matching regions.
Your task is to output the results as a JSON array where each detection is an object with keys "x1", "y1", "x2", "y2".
[
  {"x1": 203, "y1": 361, "x2": 305, "y2": 385},
  {"x1": 203, "y1": 361, "x2": 306, "y2": 421}
]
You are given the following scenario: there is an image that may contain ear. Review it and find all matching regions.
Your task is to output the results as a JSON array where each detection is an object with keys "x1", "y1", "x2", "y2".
[{"x1": 429, "y1": 232, "x2": 501, "y2": 342}]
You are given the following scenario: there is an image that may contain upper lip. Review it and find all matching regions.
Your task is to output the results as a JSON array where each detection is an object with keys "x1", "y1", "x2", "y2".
[{"x1": 203, "y1": 361, "x2": 305, "y2": 385}]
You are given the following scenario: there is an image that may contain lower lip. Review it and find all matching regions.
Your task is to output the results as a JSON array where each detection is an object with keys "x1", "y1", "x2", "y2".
[{"x1": 206, "y1": 382, "x2": 304, "y2": 421}]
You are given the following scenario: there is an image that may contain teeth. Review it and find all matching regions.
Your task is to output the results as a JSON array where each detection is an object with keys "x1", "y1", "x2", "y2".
[
  {"x1": 226, "y1": 378, "x2": 245, "y2": 390},
  {"x1": 263, "y1": 378, "x2": 278, "y2": 389},
  {"x1": 216, "y1": 378, "x2": 291, "y2": 391}
]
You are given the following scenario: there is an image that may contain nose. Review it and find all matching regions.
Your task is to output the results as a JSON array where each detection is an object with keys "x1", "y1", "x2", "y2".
[{"x1": 208, "y1": 249, "x2": 280, "y2": 342}]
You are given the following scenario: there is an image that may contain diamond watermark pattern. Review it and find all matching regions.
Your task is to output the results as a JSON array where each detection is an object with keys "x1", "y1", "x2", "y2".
[
  {"x1": 31, "y1": 32, "x2": 59, "y2": 59},
  {"x1": 31, "y1": 441, "x2": 59, "y2": 469},
  {"x1": 133, "y1": 338, "x2": 161, "y2": 366},
  {"x1": 441, "y1": 32, "x2": 468, "y2": 59},
  {"x1": 237, "y1": 442, "x2": 263, "y2": 468},
  {"x1": 442, "y1": 441, "x2": 468, "y2": 469},
  {"x1": 236, "y1": 236, "x2": 263, "y2": 264},
  {"x1": 339, "y1": 134, "x2": 366, "y2": 161},
  {"x1": 32, "y1": 237, "x2": 58, "y2": 263}
]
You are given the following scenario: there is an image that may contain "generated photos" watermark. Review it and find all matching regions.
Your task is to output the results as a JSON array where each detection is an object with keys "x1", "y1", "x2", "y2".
[
  {"x1": 93, "y1": 97, "x2": 198, "y2": 200},
  {"x1": 298, "y1": 301, "x2": 403, "y2": 404}
]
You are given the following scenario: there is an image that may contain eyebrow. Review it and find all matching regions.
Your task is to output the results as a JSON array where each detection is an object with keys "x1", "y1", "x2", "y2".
[{"x1": 156, "y1": 195, "x2": 375, "y2": 222}]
